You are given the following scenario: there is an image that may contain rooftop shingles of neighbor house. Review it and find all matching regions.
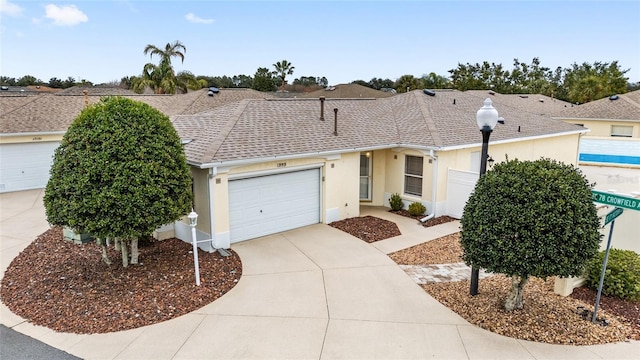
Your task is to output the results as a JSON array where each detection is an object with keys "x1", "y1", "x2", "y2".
[
  {"x1": 465, "y1": 90, "x2": 574, "y2": 117},
  {"x1": 555, "y1": 90, "x2": 640, "y2": 121},
  {"x1": 299, "y1": 83, "x2": 395, "y2": 99},
  {"x1": 0, "y1": 88, "x2": 271, "y2": 134},
  {"x1": 173, "y1": 90, "x2": 586, "y2": 166}
]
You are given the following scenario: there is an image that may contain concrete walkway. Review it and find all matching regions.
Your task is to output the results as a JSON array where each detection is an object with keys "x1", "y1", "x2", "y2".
[{"x1": 1, "y1": 190, "x2": 639, "y2": 359}]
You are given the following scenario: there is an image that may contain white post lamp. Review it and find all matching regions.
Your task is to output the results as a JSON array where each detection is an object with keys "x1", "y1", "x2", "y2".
[
  {"x1": 470, "y1": 98, "x2": 500, "y2": 296},
  {"x1": 188, "y1": 210, "x2": 201, "y2": 286}
]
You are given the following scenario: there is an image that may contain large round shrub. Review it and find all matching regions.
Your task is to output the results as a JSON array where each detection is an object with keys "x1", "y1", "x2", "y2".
[
  {"x1": 44, "y1": 96, "x2": 192, "y2": 265},
  {"x1": 585, "y1": 249, "x2": 640, "y2": 301},
  {"x1": 461, "y1": 158, "x2": 601, "y2": 310}
]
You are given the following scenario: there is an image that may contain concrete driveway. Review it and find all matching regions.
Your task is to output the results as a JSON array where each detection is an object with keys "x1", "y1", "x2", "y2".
[{"x1": 1, "y1": 189, "x2": 639, "y2": 359}]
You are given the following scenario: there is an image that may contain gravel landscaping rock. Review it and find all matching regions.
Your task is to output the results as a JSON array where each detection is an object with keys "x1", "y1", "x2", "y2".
[{"x1": 0, "y1": 227, "x2": 242, "y2": 334}]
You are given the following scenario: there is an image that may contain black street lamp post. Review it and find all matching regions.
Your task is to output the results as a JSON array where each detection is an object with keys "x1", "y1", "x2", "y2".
[{"x1": 470, "y1": 98, "x2": 500, "y2": 296}]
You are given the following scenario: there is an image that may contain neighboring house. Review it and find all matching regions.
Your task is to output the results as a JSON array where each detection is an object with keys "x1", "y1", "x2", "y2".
[
  {"x1": 299, "y1": 83, "x2": 396, "y2": 99},
  {"x1": 552, "y1": 90, "x2": 640, "y2": 167},
  {"x1": 0, "y1": 88, "x2": 272, "y2": 193},
  {"x1": 171, "y1": 90, "x2": 587, "y2": 249}
]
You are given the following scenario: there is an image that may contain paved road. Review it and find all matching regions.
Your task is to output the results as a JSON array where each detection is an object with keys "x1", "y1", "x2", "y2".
[{"x1": 1, "y1": 325, "x2": 81, "y2": 360}]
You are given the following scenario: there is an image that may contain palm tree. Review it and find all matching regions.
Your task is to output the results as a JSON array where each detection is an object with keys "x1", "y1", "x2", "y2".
[
  {"x1": 273, "y1": 60, "x2": 295, "y2": 91},
  {"x1": 133, "y1": 41, "x2": 192, "y2": 94}
]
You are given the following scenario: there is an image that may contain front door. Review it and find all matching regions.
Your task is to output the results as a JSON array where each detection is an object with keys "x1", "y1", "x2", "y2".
[{"x1": 360, "y1": 152, "x2": 372, "y2": 200}]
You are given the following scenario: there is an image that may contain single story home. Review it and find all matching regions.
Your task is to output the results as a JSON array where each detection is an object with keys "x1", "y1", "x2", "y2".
[
  {"x1": 552, "y1": 90, "x2": 640, "y2": 167},
  {"x1": 0, "y1": 87, "x2": 271, "y2": 193},
  {"x1": 170, "y1": 89, "x2": 588, "y2": 249}
]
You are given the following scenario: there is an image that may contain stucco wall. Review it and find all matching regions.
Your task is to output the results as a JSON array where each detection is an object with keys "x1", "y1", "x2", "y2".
[
  {"x1": 562, "y1": 119, "x2": 640, "y2": 138},
  {"x1": 190, "y1": 168, "x2": 211, "y2": 234}
]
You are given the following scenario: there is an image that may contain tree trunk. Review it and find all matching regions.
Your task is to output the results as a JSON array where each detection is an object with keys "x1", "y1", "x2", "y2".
[
  {"x1": 130, "y1": 237, "x2": 139, "y2": 264},
  {"x1": 95, "y1": 238, "x2": 111, "y2": 265},
  {"x1": 121, "y1": 238, "x2": 129, "y2": 268},
  {"x1": 504, "y1": 275, "x2": 529, "y2": 311},
  {"x1": 114, "y1": 238, "x2": 121, "y2": 251}
]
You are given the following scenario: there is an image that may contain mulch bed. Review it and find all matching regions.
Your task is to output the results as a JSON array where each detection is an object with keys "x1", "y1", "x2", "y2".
[
  {"x1": 329, "y1": 215, "x2": 400, "y2": 242},
  {"x1": 570, "y1": 285, "x2": 640, "y2": 340},
  {"x1": 389, "y1": 210, "x2": 457, "y2": 228},
  {"x1": 0, "y1": 226, "x2": 242, "y2": 334}
]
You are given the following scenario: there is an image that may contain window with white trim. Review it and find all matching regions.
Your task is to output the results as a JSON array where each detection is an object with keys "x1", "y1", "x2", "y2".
[
  {"x1": 611, "y1": 125, "x2": 633, "y2": 137},
  {"x1": 404, "y1": 155, "x2": 423, "y2": 196}
]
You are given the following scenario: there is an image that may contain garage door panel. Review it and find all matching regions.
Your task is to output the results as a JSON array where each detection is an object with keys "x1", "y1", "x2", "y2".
[
  {"x1": 0, "y1": 142, "x2": 60, "y2": 193},
  {"x1": 229, "y1": 169, "x2": 321, "y2": 243}
]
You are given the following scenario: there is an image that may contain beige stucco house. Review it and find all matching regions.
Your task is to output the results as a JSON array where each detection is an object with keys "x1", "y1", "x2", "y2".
[
  {"x1": 171, "y1": 89, "x2": 587, "y2": 249},
  {"x1": 553, "y1": 90, "x2": 640, "y2": 167},
  {"x1": 0, "y1": 87, "x2": 272, "y2": 193},
  {"x1": 1, "y1": 86, "x2": 591, "y2": 250}
]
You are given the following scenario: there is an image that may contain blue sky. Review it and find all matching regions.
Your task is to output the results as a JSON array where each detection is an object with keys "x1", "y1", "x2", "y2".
[{"x1": 1, "y1": 0, "x2": 639, "y2": 85}]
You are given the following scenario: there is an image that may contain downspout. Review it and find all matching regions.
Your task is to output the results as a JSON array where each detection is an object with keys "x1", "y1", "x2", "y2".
[
  {"x1": 420, "y1": 149, "x2": 438, "y2": 223},
  {"x1": 208, "y1": 167, "x2": 217, "y2": 249}
]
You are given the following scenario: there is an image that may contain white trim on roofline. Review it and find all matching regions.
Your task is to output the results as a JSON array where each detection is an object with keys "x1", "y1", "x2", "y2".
[
  {"x1": 435, "y1": 129, "x2": 589, "y2": 152},
  {"x1": 0, "y1": 131, "x2": 66, "y2": 137},
  {"x1": 190, "y1": 129, "x2": 588, "y2": 169},
  {"x1": 552, "y1": 117, "x2": 640, "y2": 123}
]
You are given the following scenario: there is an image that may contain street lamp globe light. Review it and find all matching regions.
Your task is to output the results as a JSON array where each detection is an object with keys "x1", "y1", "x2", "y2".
[
  {"x1": 470, "y1": 98, "x2": 500, "y2": 296},
  {"x1": 476, "y1": 98, "x2": 499, "y2": 132}
]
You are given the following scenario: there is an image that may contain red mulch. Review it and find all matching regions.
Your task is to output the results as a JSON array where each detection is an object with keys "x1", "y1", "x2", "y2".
[
  {"x1": 570, "y1": 286, "x2": 640, "y2": 340},
  {"x1": 329, "y1": 215, "x2": 401, "y2": 242},
  {"x1": 0, "y1": 226, "x2": 242, "y2": 334}
]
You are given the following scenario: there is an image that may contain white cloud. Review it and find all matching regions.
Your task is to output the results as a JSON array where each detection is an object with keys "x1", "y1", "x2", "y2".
[
  {"x1": 185, "y1": 13, "x2": 214, "y2": 24},
  {"x1": 0, "y1": 0, "x2": 23, "y2": 17},
  {"x1": 44, "y1": 4, "x2": 88, "y2": 26}
]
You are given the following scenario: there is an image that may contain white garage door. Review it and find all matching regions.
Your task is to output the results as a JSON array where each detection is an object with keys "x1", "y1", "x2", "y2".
[
  {"x1": 229, "y1": 168, "x2": 321, "y2": 243},
  {"x1": 0, "y1": 142, "x2": 60, "y2": 193}
]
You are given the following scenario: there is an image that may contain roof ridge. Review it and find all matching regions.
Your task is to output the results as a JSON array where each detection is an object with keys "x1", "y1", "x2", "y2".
[
  {"x1": 620, "y1": 93, "x2": 640, "y2": 109},
  {"x1": 413, "y1": 91, "x2": 443, "y2": 147},
  {"x1": 199, "y1": 99, "x2": 252, "y2": 163}
]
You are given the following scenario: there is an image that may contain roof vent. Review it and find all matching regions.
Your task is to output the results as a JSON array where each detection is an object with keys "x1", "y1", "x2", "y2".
[
  {"x1": 609, "y1": 95, "x2": 619, "y2": 101},
  {"x1": 498, "y1": 117, "x2": 505, "y2": 124},
  {"x1": 208, "y1": 91, "x2": 214, "y2": 97},
  {"x1": 0, "y1": 86, "x2": 8, "y2": 91},
  {"x1": 538, "y1": 99, "x2": 544, "y2": 103},
  {"x1": 519, "y1": 95, "x2": 528, "y2": 98},
  {"x1": 326, "y1": 86, "x2": 336, "y2": 91},
  {"x1": 488, "y1": 90, "x2": 495, "y2": 95},
  {"x1": 209, "y1": 87, "x2": 219, "y2": 94},
  {"x1": 423, "y1": 89, "x2": 436, "y2": 96}
]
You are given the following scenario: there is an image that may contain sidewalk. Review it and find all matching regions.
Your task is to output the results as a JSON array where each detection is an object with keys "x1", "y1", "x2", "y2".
[{"x1": 1, "y1": 191, "x2": 638, "y2": 359}]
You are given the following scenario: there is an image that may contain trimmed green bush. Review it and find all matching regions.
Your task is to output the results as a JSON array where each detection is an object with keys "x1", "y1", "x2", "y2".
[
  {"x1": 389, "y1": 193, "x2": 404, "y2": 211},
  {"x1": 408, "y1": 202, "x2": 426, "y2": 216},
  {"x1": 585, "y1": 249, "x2": 640, "y2": 301}
]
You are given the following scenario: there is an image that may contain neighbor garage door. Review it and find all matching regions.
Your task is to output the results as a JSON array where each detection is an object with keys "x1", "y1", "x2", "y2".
[
  {"x1": 229, "y1": 168, "x2": 321, "y2": 243},
  {"x1": 0, "y1": 142, "x2": 60, "y2": 193}
]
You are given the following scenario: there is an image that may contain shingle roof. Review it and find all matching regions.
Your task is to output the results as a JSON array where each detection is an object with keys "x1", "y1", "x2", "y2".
[
  {"x1": 174, "y1": 90, "x2": 585, "y2": 166},
  {"x1": 556, "y1": 90, "x2": 640, "y2": 121},
  {"x1": 465, "y1": 90, "x2": 574, "y2": 117},
  {"x1": 299, "y1": 84, "x2": 395, "y2": 99},
  {"x1": 0, "y1": 89, "x2": 271, "y2": 134}
]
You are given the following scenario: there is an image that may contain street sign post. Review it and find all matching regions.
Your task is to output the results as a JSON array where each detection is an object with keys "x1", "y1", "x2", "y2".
[
  {"x1": 604, "y1": 207, "x2": 624, "y2": 226},
  {"x1": 590, "y1": 190, "x2": 639, "y2": 323}
]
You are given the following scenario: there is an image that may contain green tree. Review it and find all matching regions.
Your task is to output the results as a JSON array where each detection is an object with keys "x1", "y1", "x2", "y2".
[
  {"x1": 252, "y1": 67, "x2": 277, "y2": 92},
  {"x1": 564, "y1": 61, "x2": 629, "y2": 103},
  {"x1": 132, "y1": 40, "x2": 199, "y2": 94},
  {"x1": 421, "y1": 72, "x2": 451, "y2": 89},
  {"x1": 460, "y1": 158, "x2": 601, "y2": 311},
  {"x1": 394, "y1": 74, "x2": 422, "y2": 93},
  {"x1": 16, "y1": 75, "x2": 40, "y2": 86},
  {"x1": 273, "y1": 60, "x2": 295, "y2": 91},
  {"x1": 44, "y1": 97, "x2": 192, "y2": 267}
]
